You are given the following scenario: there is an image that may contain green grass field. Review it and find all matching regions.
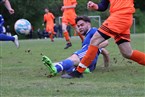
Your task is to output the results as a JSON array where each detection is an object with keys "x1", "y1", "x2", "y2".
[{"x1": 0, "y1": 34, "x2": 145, "y2": 97}]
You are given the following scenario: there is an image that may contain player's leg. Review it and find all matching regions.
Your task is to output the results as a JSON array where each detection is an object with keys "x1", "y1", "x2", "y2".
[
  {"x1": 76, "y1": 14, "x2": 135, "y2": 73},
  {"x1": 73, "y1": 25, "x2": 84, "y2": 43},
  {"x1": 62, "y1": 16, "x2": 72, "y2": 49},
  {"x1": 50, "y1": 27, "x2": 55, "y2": 42},
  {"x1": 117, "y1": 41, "x2": 145, "y2": 65},
  {"x1": 42, "y1": 56, "x2": 57, "y2": 76},
  {"x1": 0, "y1": 34, "x2": 19, "y2": 48},
  {"x1": 42, "y1": 55, "x2": 76, "y2": 76},
  {"x1": 76, "y1": 31, "x2": 107, "y2": 73},
  {"x1": 46, "y1": 26, "x2": 53, "y2": 41},
  {"x1": 0, "y1": 33, "x2": 15, "y2": 41},
  {"x1": 115, "y1": 14, "x2": 145, "y2": 66},
  {"x1": 62, "y1": 23, "x2": 72, "y2": 49},
  {"x1": 13, "y1": 35, "x2": 19, "y2": 48}
]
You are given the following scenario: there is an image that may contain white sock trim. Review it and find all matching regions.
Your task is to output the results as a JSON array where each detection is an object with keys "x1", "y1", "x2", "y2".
[
  {"x1": 78, "y1": 63, "x2": 87, "y2": 68},
  {"x1": 56, "y1": 63, "x2": 64, "y2": 70}
]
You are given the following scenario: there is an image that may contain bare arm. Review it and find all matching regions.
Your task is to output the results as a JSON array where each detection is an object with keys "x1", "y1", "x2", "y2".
[
  {"x1": 61, "y1": 4, "x2": 77, "y2": 11},
  {"x1": 87, "y1": 0, "x2": 109, "y2": 11},
  {"x1": 3, "y1": 0, "x2": 14, "y2": 14},
  {"x1": 101, "y1": 48, "x2": 110, "y2": 68}
]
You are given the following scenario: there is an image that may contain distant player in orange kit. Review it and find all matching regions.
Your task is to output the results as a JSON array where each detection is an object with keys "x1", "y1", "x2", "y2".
[
  {"x1": 44, "y1": 8, "x2": 55, "y2": 42},
  {"x1": 62, "y1": 0, "x2": 145, "y2": 79},
  {"x1": 61, "y1": 0, "x2": 84, "y2": 49}
]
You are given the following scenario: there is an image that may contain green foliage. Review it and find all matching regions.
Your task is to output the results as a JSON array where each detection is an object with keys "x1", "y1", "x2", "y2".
[
  {"x1": 0, "y1": 34, "x2": 145, "y2": 97},
  {"x1": 134, "y1": 0, "x2": 145, "y2": 11},
  {"x1": 134, "y1": 9, "x2": 145, "y2": 33},
  {"x1": 0, "y1": 0, "x2": 145, "y2": 35}
]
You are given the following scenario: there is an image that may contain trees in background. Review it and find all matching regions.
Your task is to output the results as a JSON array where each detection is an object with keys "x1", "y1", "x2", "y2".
[{"x1": 0, "y1": 0, "x2": 144, "y2": 34}]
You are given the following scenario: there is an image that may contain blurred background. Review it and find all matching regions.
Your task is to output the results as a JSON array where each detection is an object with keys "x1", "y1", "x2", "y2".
[{"x1": 0, "y1": 0, "x2": 144, "y2": 39}]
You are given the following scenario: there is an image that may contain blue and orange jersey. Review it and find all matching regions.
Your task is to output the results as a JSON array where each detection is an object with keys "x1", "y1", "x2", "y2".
[
  {"x1": 63, "y1": 0, "x2": 77, "y2": 14},
  {"x1": 98, "y1": 0, "x2": 135, "y2": 14},
  {"x1": 44, "y1": 12, "x2": 55, "y2": 26}
]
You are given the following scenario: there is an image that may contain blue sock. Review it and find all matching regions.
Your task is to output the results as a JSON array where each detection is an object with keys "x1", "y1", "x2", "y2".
[
  {"x1": 0, "y1": 34, "x2": 15, "y2": 41},
  {"x1": 55, "y1": 59, "x2": 74, "y2": 73},
  {"x1": 66, "y1": 67, "x2": 75, "y2": 73}
]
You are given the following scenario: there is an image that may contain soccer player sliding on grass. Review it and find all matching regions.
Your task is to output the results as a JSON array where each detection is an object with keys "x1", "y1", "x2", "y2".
[
  {"x1": 61, "y1": 0, "x2": 145, "y2": 78},
  {"x1": 42, "y1": 16, "x2": 110, "y2": 77}
]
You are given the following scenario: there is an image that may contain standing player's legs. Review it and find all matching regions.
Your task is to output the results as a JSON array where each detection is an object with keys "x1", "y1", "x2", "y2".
[
  {"x1": 114, "y1": 15, "x2": 145, "y2": 65},
  {"x1": 46, "y1": 25, "x2": 54, "y2": 42},
  {"x1": 72, "y1": 25, "x2": 84, "y2": 43},
  {"x1": 62, "y1": 15, "x2": 84, "y2": 49},
  {"x1": 77, "y1": 14, "x2": 145, "y2": 73},
  {"x1": 118, "y1": 41, "x2": 145, "y2": 65},
  {"x1": 62, "y1": 16, "x2": 72, "y2": 49},
  {"x1": 68, "y1": 15, "x2": 84, "y2": 43},
  {"x1": 76, "y1": 13, "x2": 145, "y2": 74},
  {"x1": 49, "y1": 26, "x2": 56, "y2": 42}
]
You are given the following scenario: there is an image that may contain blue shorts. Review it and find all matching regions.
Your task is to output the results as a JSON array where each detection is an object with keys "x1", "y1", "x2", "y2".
[{"x1": 74, "y1": 48, "x2": 101, "y2": 72}]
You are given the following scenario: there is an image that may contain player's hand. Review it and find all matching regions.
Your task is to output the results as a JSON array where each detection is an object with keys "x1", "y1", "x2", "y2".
[
  {"x1": 8, "y1": 8, "x2": 14, "y2": 14},
  {"x1": 42, "y1": 23, "x2": 45, "y2": 26},
  {"x1": 87, "y1": 1, "x2": 98, "y2": 10}
]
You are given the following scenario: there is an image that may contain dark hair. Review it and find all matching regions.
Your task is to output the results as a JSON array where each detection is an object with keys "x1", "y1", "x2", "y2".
[
  {"x1": 75, "y1": 16, "x2": 91, "y2": 24},
  {"x1": 45, "y1": 7, "x2": 49, "y2": 10}
]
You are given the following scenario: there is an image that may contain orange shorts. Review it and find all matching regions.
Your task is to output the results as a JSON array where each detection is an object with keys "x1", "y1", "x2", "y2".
[
  {"x1": 46, "y1": 25, "x2": 55, "y2": 34},
  {"x1": 62, "y1": 14, "x2": 77, "y2": 27},
  {"x1": 98, "y1": 13, "x2": 133, "y2": 42}
]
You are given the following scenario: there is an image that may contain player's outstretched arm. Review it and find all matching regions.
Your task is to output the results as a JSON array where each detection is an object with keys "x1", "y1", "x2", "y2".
[
  {"x1": 87, "y1": 0, "x2": 109, "y2": 11},
  {"x1": 3, "y1": 0, "x2": 14, "y2": 14}
]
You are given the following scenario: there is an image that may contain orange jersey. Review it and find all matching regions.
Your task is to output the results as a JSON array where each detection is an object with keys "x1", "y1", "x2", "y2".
[
  {"x1": 109, "y1": 0, "x2": 135, "y2": 14},
  {"x1": 98, "y1": 0, "x2": 135, "y2": 42},
  {"x1": 44, "y1": 12, "x2": 55, "y2": 26},
  {"x1": 63, "y1": 0, "x2": 77, "y2": 15}
]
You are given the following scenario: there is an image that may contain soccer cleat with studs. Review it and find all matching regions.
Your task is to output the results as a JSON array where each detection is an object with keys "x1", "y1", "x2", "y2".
[
  {"x1": 42, "y1": 55, "x2": 57, "y2": 76},
  {"x1": 64, "y1": 42, "x2": 72, "y2": 49},
  {"x1": 61, "y1": 70, "x2": 83, "y2": 79}
]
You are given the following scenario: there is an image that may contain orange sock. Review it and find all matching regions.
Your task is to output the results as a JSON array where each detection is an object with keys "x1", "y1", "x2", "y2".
[
  {"x1": 78, "y1": 32, "x2": 84, "y2": 42},
  {"x1": 63, "y1": 32, "x2": 70, "y2": 41},
  {"x1": 49, "y1": 33, "x2": 53, "y2": 41},
  {"x1": 130, "y1": 50, "x2": 145, "y2": 65},
  {"x1": 76, "y1": 45, "x2": 99, "y2": 73}
]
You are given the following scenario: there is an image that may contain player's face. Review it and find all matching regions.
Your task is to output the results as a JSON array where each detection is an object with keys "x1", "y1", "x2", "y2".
[
  {"x1": 45, "y1": 9, "x2": 49, "y2": 13},
  {"x1": 77, "y1": 20, "x2": 90, "y2": 35}
]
